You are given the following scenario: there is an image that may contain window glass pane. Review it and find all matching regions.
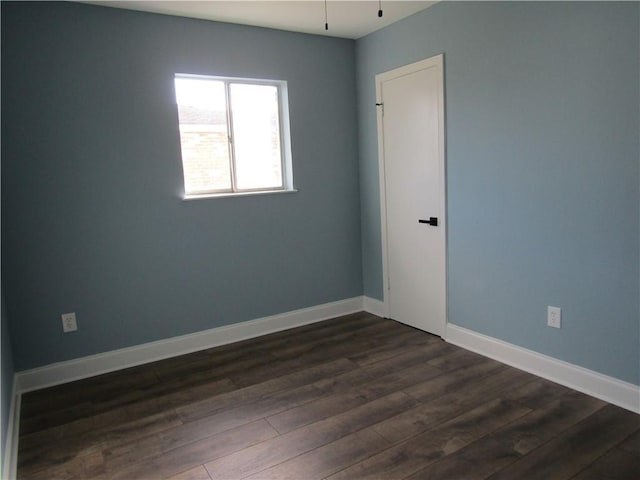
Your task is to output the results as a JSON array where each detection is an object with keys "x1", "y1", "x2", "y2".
[
  {"x1": 229, "y1": 83, "x2": 283, "y2": 190},
  {"x1": 175, "y1": 77, "x2": 231, "y2": 193}
]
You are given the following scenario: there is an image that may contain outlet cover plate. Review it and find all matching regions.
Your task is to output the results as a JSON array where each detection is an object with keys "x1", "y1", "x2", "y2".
[
  {"x1": 547, "y1": 306, "x2": 561, "y2": 329},
  {"x1": 61, "y1": 312, "x2": 78, "y2": 333}
]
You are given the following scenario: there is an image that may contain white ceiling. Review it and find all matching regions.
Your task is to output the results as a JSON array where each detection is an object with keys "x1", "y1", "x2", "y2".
[{"x1": 81, "y1": 1, "x2": 436, "y2": 39}]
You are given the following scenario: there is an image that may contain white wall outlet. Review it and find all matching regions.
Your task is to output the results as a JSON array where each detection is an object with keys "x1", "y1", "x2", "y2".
[
  {"x1": 547, "y1": 306, "x2": 561, "y2": 329},
  {"x1": 61, "y1": 312, "x2": 78, "y2": 333}
]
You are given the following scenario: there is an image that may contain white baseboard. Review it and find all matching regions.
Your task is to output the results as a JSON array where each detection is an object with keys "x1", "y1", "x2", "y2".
[
  {"x1": 446, "y1": 323, "x2": 640, "y2": 414},
  {"x1": 16, "y1": 296, "x2": 365, "y2": 394},
  {"x1": 363, "y1": 296, "x2": 385, "y2": 318},
  {"x1": 6, "y1": 295, "x2": 379, "y2": 479},
  {"x1": 2, "y1": 376, "x2": 20, "y2": 480},
  {"x1": 12, "y1": 299, "x2": 635, "y2": 480}
]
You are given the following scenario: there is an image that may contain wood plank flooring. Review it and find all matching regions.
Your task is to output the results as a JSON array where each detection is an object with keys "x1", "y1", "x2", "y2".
[{"x1": 17, "y1": 312, "x2": 640, "y2": 479}]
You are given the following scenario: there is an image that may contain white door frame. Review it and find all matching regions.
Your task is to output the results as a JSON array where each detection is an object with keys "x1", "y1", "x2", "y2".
[{"x1": 376, "y1": 54, "x2": 447, "y2": 327}]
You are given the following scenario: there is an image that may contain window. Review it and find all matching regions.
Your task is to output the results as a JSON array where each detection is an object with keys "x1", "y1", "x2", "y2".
[{"x1": 174, "y1": 74, "x2": 294, "y2": 197}]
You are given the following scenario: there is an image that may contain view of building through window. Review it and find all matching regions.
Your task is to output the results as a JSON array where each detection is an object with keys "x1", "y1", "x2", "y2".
[{"x1": 174, "y1": 75, "x2": 286, "y2": 196}]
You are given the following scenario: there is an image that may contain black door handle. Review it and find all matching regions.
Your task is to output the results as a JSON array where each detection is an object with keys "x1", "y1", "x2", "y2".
[{"x1": 418, "y1": 217, "x2": 438, "y2": 226}]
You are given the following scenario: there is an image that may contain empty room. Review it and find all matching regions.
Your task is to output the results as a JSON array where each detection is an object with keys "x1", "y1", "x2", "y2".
[{"x1": 1, "y1": 1, "x2": 639, "y2": 479}]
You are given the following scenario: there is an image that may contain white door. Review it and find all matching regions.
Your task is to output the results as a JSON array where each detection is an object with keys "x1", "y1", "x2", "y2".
[{"x1": 377, "y1": 55, "x2": 446, "y2": 337}]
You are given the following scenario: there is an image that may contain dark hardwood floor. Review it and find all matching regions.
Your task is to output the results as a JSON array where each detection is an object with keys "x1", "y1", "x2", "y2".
[{"x1": 17, "y1": 312, "x2": 640, "y2": 479}]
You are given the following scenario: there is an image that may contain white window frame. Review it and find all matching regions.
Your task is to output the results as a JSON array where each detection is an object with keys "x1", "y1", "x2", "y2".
[{"x1": 175, "y1": 73, "x2": 295, "y2": 199}]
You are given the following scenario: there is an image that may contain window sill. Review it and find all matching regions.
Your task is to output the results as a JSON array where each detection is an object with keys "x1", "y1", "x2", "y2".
[{"x1": 182, "y1": 188, "x2": 298, "y2": 201}]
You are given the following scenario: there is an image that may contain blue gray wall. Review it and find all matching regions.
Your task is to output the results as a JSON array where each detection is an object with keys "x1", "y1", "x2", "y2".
[
  {"x1": 1, "y1": 2, "x2": 362, "y2": 370},
  {"x1": 2, "y1": 1, "x2": 638, "y2": 390},
  {"x1": 357, "y1": 1, "x2": 639, "y2": 385}
]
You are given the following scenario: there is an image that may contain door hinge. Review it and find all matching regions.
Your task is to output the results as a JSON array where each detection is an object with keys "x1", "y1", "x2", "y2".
[{"x1": 376, "y1": 102, "x2": 384, "y2": 115}]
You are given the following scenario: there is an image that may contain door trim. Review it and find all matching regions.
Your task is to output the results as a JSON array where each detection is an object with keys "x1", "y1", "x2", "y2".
[{"x1": 375, "y1": 54, "x2": 447, "y2": 326}]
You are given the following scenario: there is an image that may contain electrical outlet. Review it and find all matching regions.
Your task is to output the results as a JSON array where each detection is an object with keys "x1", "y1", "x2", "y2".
[
  {"x1": 61, "y1": 312, "x2": 78, "y2": 333},
  {"x1": 547, "y1": 306, "x2": 561, "y2": 329}
]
